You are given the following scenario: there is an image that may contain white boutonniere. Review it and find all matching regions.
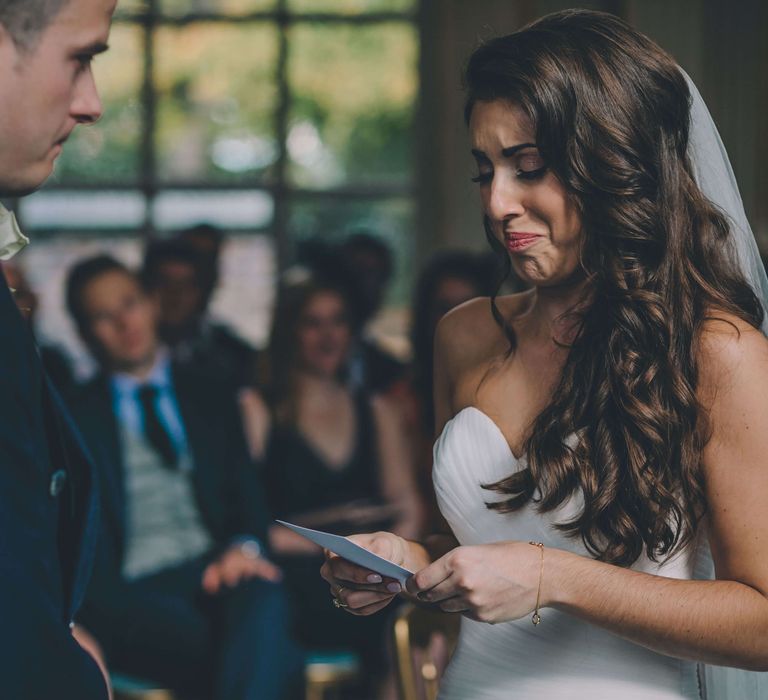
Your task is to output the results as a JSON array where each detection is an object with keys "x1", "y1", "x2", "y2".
[{"x1": 0, "y1": 205, "x2": 29, "y2": 260}]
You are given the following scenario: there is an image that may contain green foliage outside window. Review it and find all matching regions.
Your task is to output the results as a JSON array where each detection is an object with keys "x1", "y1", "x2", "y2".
[
  {"x1": 287, "y1": 22, "x2": 417, "y2": 188},
  {"x1": 155, "y1": 23, "x2": 279, "y2": 183}
]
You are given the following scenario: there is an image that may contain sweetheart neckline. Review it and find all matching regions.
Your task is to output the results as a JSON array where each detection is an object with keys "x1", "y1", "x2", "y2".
[
  {"x1": 443, "y1": 405, "x2": 526, "y2": 463},
  {"x1": 442, "y1": 407, "x2": 582, "y2": 471}
]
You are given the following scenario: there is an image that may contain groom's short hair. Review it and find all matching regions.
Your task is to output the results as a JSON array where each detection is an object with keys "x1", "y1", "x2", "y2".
[{"x1": 0, "y1": 0, "x2": 70, "y2": 50}]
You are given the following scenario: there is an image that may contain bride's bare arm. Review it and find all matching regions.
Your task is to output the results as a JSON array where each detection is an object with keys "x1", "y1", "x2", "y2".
[
  {"x1": 544, "y1": 320, "x2": 768, "y2": 669},
  {"x1": 409, "y1": 318, "x2": 768, "y2": 670}
]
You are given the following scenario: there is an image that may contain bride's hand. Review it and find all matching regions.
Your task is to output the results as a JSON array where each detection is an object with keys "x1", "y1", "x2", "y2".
[
  {"x1": 320, "y1": 531, "x2": 410, "y2": 616},
  {"x1": 405, "y1": 541, "x2": 544, "y2": 624}
]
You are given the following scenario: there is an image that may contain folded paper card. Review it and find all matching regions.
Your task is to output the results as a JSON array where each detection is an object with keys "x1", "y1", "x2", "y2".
[{"x1": 275, "y1": 519, "x2": 412, "y2": 583}]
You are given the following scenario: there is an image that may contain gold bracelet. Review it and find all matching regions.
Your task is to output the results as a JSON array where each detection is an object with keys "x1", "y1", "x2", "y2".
[{"x1": 528, "y1": 541, "x2": 544, "y2": 626}]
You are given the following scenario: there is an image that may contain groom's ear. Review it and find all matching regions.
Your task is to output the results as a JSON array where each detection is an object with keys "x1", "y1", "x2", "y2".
[
  {"x1": 0, "y1": 25, "x2": 19, "y2": 72},
  {"x1": 0, "y1": 24, "x2": 23, "y2": 60},
  {"x1": 0, "y1": 24, "x2": 11, "y2": 49}
]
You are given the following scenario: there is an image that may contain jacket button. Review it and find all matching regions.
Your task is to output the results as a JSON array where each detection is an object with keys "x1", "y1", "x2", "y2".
[{"x1": 49, "y1": 470, "x2": 67, "y2": 498}]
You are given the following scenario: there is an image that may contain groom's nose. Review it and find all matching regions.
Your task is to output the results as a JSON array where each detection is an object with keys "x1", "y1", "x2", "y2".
[{"x1": 70, "y1": 65, "x2": 103, "y2": 125}]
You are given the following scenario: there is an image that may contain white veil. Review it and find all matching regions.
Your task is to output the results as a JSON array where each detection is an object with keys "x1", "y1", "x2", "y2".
[
  {"x1": 684, "y1": 72, "x2": 768, "y2": 698},
  {"x1": 684, "y1": 72, "x2": 768, "y2": 335}
]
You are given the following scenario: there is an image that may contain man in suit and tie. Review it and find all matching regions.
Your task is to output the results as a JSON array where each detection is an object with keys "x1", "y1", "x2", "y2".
[
  {"x1": 0, "y1": 1, "x2": 115, "y2": 697},
  {"x1": 65, "y1": 254, "x2": 302, "y2": 699}
]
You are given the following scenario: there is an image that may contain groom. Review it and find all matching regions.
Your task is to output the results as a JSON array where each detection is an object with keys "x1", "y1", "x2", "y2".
[{"x1": 0, "y1": 0, "x2": 115, "y2": 698}]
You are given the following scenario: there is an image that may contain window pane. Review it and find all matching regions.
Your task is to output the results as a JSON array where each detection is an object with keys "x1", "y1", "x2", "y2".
[
  {"x1": 287, "y1": 23, "x2": 417, "y2": 189},
  {"x1": 155, "y1": 23, "x2": 278, "y2": 184},
  {"x1": 19, "y1": 191, "x2": 147, "y2": 230},
  {"x1": 115, "y1": 0, "x2": 148, "y2": 16},
  {"x1": 152, "y1": 190, "x2": 273, "y2": 230},
  {"x1": 160, "y1": 0, "x2": 277, "y2": 15},
  {"x1": 52, "y1": 24, "x2": 143, "y2": 184},
  {"x1": 288, "y1": 196, "x2": 415, "y2": 304},
  {"x1": 287, "y1": 0, "x2": 415, "y2": 13}
]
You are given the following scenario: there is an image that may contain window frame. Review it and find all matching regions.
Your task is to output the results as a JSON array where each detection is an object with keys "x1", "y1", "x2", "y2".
[{"x1": 19, "y1": 0, "x2": 420, "y2": 271}]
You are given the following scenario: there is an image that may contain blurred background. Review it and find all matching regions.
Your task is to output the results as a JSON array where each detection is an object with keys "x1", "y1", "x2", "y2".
[{"x1": 3, "y1": 0, "x2": 766, "y2": 374}]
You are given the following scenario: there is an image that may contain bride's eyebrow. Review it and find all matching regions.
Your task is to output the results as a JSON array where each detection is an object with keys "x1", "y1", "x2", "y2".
[
  {"x1": 470, "y1": 143, "x2": 537, "y2": 159},
  {"x1": 501, "y1": 142, "x2": 537, "y2": 157}
]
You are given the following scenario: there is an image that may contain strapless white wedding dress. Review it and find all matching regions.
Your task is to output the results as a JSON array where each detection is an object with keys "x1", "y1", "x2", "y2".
[{"x1": 432, "y1": 406, "x2": 717, "y2": 699}]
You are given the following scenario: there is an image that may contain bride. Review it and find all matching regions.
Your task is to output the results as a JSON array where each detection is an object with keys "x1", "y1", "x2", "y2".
[{"x1": 321, "y1": 9, "x2": 768, "y2": 698}]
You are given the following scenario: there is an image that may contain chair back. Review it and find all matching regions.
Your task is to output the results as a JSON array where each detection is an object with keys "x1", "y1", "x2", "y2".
[
  {"x1": 111, "y1": 673, "x2": 175, "y2": 700},
  {"x1": 392, "y1": 603, "x2": 460, "y2": 700}
]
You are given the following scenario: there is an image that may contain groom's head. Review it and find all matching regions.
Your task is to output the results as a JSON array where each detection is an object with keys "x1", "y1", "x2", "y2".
[{"x1": 0, "y1": 0, "x2": 116, "y2": 196}]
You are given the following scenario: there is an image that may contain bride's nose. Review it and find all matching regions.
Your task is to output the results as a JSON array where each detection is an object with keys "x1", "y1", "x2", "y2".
[{"x1": 486, "y1": 172, "x2": 525, "y2": 222}]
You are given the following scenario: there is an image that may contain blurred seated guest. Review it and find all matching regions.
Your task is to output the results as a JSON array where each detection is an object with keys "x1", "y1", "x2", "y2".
[
  {"x1": 142, "y1": 236, "x2": 258, "y2": 387},
  {"x1": 392, "y1": 251, "x2": 498, "y2": 530},
  {"x1": 338, "y1": 231, "x2": 407, "y2": 393},
  {"x1": 65, "y1": 255, "x2": 301, "y2": 700},
  {"x1": 239, "y1": 273, "x2": 421, "y2": 688},
  {"x1": 1, "y1": 260, "x2": 76, "y2": 394},
  {"x1": 179, "y1": 223, "x2": 224, "y2": 303}
]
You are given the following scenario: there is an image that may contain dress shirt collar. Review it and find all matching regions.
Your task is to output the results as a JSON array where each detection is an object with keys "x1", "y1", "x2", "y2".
[
  {"x1": 0, "y1": 204, "x2": 29, "y2": 260},
  {"x1": 111, "y1": 347, "x2": 172, "y2": 396}
]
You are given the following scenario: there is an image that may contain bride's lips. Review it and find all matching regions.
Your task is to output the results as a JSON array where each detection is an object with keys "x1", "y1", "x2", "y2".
[{"x1": 504, "y1": 231, "x2": 544, "y2": 252}]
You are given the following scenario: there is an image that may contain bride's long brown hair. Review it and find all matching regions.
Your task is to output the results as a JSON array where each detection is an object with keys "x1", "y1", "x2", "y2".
[{"x1": 467, "y1": 9, "x2": 764, "y2": 566}]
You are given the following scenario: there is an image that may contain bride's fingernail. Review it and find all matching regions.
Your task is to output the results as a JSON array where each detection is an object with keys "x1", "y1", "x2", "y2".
[
  {"x1": 367, "y1": 574, "x2": 383, "y2": 584},
  {"x1": 387, "y1": 582, "x2": 401, "y2": 593}
]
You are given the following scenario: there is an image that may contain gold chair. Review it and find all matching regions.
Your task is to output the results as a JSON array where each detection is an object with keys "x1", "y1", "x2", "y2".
[
  {"x1": 111, "y1": 673, "x2": 175, "y2": 700},
  {"x1": 392, "y1": 603, "x2": 460, "y2": 700},
  {"x1": 304, "y1": 650, "x2": 361, "y2": 700},
  {"x1": 112, "y1": 653, "x2": 361, "y2": 700}
]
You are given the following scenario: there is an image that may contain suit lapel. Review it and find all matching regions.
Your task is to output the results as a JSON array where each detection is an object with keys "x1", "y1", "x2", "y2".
[
  {"x1": 85, "y1": 378, "x2": 127, "y2": 549},
  {"x1": 172, "y1": 366, "x2": 218, "y2": 523},
  {"x1": 41, "y1": 378, "x2": 100, "y2": 619},
  {"x1": 0, "y1": 272, "x2": 41, "y2": 429}
]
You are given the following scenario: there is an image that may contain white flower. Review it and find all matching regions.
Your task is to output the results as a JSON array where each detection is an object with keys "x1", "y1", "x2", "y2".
[{"x1": 0, "y1": 205, "x2": 29, "y2": 260}]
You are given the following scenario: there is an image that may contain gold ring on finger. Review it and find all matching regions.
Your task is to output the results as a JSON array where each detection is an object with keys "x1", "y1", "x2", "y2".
[{"x1": 333, "y1": 597, "x2": 349, "y2": 609}]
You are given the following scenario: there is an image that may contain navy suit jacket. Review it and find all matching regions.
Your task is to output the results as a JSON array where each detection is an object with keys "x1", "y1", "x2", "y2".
[
  {"x1": 0, "y1": 277, "x2": 107, "y2": 698},
  {"x1": 69, "y1": 364, "x2": 271, "y2": 624}
]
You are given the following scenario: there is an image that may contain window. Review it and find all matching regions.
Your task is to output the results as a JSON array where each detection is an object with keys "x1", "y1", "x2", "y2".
[{"x1": 16, "y1": 0, "x2": 419, "y2": 363}]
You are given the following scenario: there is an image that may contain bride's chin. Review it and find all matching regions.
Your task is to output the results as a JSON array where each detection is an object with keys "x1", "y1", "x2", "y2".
[
  {"x1": 512, "y1": 257, "x2": 553, "y2": 286},
  {"x1": 514, "y1": 258, "x2": 586, "y2": 291}
]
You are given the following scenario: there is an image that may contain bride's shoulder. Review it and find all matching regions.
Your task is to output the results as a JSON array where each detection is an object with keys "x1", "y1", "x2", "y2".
[
  {"x1": 697, "y1": 311, "x2": 768, "y2": 396},
  {"x1": 698, "y1": 312, "x2": 767, "y2": 355}
]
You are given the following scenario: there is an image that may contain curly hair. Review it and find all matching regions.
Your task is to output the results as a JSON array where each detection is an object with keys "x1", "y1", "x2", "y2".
[{"x1": 465, "y1": 9, "x2": 764, "y2": 566}]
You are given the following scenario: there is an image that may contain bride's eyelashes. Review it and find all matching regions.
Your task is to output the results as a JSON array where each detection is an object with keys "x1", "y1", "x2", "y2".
[
  {"x1": 470, "y1": 153, "x2": 549, "y2": 185},
  {"x1": 517, "y1": 166, "x2": 548, "y2": 181},
  {"x1": 470, "y1": 166, "x2": 549, "y2": 184}
]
